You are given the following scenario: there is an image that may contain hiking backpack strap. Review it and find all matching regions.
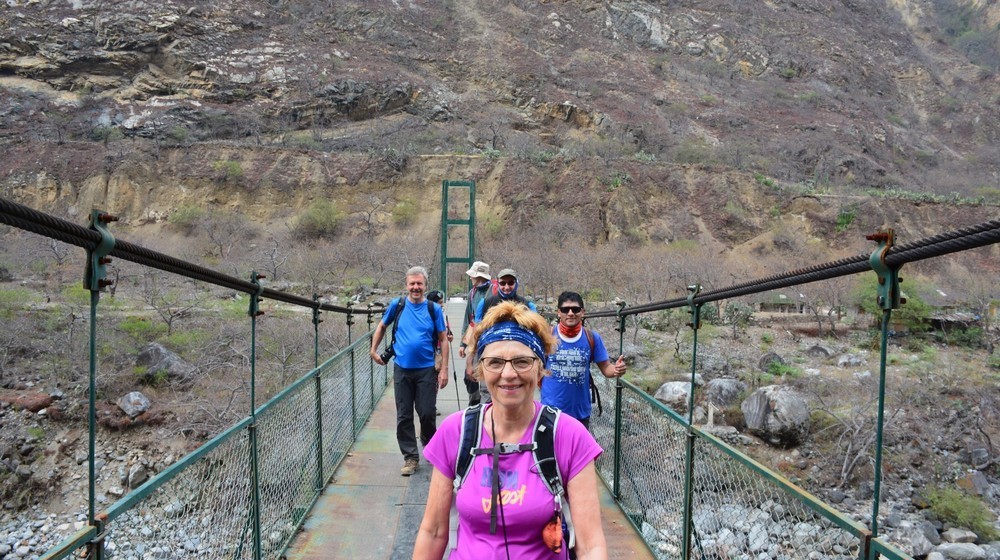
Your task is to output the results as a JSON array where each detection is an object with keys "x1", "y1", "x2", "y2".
[
  {"x1": 583, "y1": 327, "x2": 603, "y2": 417},
  {"x1": 386, "y1": 297, "x2": 405, "y2": 351},
  {"x1": 532, "y1": 405, "x2": 575, "y2": 550},
  {"x1": 454, "y1": 403, "x2": 486, "y2": 491}
]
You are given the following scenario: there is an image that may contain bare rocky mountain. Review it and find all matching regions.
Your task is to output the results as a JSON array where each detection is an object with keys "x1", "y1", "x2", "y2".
[
  {"x1": 1, "y1": 0, "x2": 999, "y2": 247},
  {"x1": 3, "y1": 2, "x2": 1000, "y2": 556}
]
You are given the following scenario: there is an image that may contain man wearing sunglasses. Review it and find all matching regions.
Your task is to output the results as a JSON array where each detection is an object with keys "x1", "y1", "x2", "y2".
[
  {"x1": 541, "y1": 291, "x2": 627, "y2": 430},
  {"x1": 466, "y1": 268, "x2": 537, "y2": 404},
  {"x1": 473, "y1": 268, "x2": 536, "y2": 322}
]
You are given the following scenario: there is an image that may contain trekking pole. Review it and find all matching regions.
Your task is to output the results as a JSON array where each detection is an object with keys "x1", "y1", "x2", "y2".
[{"x1": 452, "y1": 352, "x2": 462, "y2": 407}]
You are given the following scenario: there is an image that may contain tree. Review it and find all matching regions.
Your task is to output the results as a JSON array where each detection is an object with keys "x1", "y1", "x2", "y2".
[
  {"x1": 143, "y1": 271, "x2": 200, "y2": 336},
  {"x1": 257, "y1": 236, "x2": 289, "y2": 282},
  {"x1": 203, "y1": 211, "x2": 255, "y2": 259}
]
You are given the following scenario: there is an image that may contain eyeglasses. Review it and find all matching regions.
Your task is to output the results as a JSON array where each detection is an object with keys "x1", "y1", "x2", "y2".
[
  {"x1": 559, "y1": 306, "x2": 583, "y2": 314},
  {"x1": 480, "y1": 356, "x2": 538, "y2": 373},
  {"x1": 497, "y1": 280, "x2": 515, "y2": 286}
]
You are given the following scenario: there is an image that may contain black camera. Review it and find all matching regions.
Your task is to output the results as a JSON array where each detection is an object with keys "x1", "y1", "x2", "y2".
[{"x1": 379, "y1": 346, "x2": 395, "y2": 363}]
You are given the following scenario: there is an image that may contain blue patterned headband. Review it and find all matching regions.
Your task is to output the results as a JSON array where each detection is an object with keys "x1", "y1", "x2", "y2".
[{"x1": 476, "y1": 321, "x2": 546, "y2": 361}]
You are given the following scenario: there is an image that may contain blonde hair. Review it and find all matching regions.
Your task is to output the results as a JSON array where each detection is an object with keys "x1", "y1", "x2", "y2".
[{"x1": 469, "y1": 301, "x2": 556, "y2": 380}]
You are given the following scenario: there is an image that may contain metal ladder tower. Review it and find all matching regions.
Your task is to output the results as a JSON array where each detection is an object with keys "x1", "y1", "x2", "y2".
[{"x1": 438, "y1": 180, "x2": 476, "y2": 296}]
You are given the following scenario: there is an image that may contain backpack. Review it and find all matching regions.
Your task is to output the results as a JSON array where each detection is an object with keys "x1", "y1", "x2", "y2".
[
  {"x1": 454, "y1": 404, "x2": 576, "y2": 552},
  {"x1": 385, "y1": 297, "x2": 442, "y2": 355}
]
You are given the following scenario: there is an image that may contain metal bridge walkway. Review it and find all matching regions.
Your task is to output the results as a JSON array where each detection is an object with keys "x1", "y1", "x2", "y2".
[{"x1": 284, "y1": 300, "x2": 655, "y2": 560}]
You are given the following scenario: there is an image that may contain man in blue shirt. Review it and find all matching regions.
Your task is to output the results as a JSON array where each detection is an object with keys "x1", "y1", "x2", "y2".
[
  {"x1": 540, "y1": 291, "x2": 626, "y2": 430},
  {"x1": 370, "y1": 266, "x2": 449, "y2": 476}
]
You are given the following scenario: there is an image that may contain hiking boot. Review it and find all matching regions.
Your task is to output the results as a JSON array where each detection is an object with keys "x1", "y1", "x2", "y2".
[{"x1": 400, "y1": 458, "x2": 418, "y2": 476}]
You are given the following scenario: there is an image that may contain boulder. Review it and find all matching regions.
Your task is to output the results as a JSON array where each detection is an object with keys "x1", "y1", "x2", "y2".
[
  {"x1": 117, "y1": 391, "x2": 151, "y2": 418},
  {"x1": 805, "y1": 344, "x2": 834, "y2": 358},
  {"x1": 741, "y1": 385, "x2": 810, "y2": 447},
  {"x1": 935, "y1": 542, "x2": 986, "y2": 560},
  {"x1": 653, "y1": 381, "x2": 691, "y2": 414},
  {"x1": 9, "y1": 393, "x2": 54, "y2": 413},
  {"x1": 704, "y1": 378, "x2": 747, "y2": 407},
  {"x1": 136, "y1": 342, "x2": 196, "y2": 386}
]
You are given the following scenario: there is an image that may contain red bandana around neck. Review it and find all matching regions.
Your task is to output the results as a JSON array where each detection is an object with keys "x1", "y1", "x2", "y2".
[{"x1": 558, "y1": 322, "x2": 582, "y2": 338}]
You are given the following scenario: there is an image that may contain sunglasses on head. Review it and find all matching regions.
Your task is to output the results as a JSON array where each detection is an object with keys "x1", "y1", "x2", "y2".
[
  {"x1": 497, "y1": 279, "x2": 516, "y2": 286},
  {"x1": 559, "y1": 306, "x2": 583, "y2": 314}
]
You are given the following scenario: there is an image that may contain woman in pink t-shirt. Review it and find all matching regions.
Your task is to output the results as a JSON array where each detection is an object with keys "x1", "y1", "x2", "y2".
[{"x1": 414, "y1": 302, "x2": 608, "y2": 560}]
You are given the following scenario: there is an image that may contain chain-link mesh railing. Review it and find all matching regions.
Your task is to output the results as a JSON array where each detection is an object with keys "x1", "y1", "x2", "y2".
[
  {"x1": 42, "y1": 335, "x2": 391, "y2": 560},
  {"x1": 589, "y1": 370, "x2": 912, "y2": 560},
  {"x1": 102, "y1": 421, "x2": 256, "y2": 560}
]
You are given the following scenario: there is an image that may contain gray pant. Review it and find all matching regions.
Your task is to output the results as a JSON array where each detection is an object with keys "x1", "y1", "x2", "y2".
[{"x1": 394, "y1": 364, "x2": 439, "y2": 461}]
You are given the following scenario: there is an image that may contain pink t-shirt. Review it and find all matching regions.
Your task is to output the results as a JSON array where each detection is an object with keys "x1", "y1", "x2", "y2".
[{"x1": 423, "y1": 402, "x2": 603, "y2": 560}]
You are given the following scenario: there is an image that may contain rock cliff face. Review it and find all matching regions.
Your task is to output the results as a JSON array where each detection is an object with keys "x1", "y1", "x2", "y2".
[{"x1": 1, "y1": 0, "x2": 998, "y2": 242}]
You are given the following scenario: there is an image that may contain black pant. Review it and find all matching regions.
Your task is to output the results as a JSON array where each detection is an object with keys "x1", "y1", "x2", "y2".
[{"x1": 394, "y1": 364, "x2": 439, "y2": 461}]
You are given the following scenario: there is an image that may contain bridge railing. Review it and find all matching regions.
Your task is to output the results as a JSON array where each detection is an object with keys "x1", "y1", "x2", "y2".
[
  {"x1": 581, "y1": 219, "x2": 1000, "y2": 560},
  {"x1": 3, "y1": 197, "x2": 997, "y2": 560},
  {"x1": 0, "y1": 198, "x2": 393, "y2": 560}
]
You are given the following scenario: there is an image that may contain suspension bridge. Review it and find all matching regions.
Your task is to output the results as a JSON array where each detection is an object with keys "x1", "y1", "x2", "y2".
[{"x1": 1, "y1": 188, "x2": 998, "y2": 560}]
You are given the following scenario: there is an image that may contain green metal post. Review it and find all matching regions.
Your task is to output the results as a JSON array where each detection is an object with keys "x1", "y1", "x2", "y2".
[
  {"x1": 866, "y1": 229, "x2": 903, "y2": 543},
  {"x1": 84, "y1": 209, "x2": 115, "y2": 560},
  {"x1": 248, "y1": 272, "x2": 264, "y2": 560},
  {"x1": 350, "y1": 309, "x2": 358, "y2": 438},
  {"x1": 346, "y1": 302, "x2": 354, "y2": 344},
  {"x1": 682, "y1": 284, "x2": 702, "y2": 560},
  {"x1": 440, "y1": 180, "x2": 476, "y2": 296},
  {"x1": 312, "y1": 295, "x2": 324, "y2": 488},
  {"x1": 613, "y1": 301, "x2": 627, "y2": 499}
]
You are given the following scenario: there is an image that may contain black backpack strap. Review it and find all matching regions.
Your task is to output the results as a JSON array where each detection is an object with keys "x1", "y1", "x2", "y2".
[
  {"x1": 533, "y1": 405, "x2": 576, "y2": 550},
  {"x1": 532, "y1": 405, "x2": 563, "y2": 496},
  {"x1": 583, "y1": 328, "x2": 602, "y2": 416},
  {"x1": 454, "y1": 403, "x2": 485, "y2": 491},
  {"x1": 386, "y1": 297, "x2": 405, "y2": 350}
]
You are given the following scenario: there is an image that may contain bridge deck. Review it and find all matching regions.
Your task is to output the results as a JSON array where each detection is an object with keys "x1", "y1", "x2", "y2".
[{"x1": 285, "y1": 300, "x2": 655, "y2": 559}]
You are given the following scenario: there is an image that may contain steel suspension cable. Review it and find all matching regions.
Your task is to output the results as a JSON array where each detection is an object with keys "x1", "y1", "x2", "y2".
[
  {"x1": 1, "y1": 197, "x2": 384, "y2": 316},
  {"x1": 587, "y1": 219, "x2": 1000, "y2": 318}
]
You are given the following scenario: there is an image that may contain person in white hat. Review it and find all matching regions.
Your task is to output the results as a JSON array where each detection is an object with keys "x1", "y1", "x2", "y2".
[{"x1": 458, "y1": 261, "x2": 492, "y2": 406}]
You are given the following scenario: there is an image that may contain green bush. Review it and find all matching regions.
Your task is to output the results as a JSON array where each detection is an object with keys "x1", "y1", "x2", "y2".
[
  {"x1": 212, "y1": 160, "x2": 244, "y2": 182},
  {"x1": 926, "y1": 487, "x2": 998, "y2": 541},
  {"x1": 162, "y1": 330, "x2": 207, "y2": 353},
  {"x1": 753, "y1": 173, "x2": 775, "y2": 188},
  {"x1": 0, "y1": 287, "x2": 36, "y2": 318},
  {"x1": 937, "y1": 327, "x2": 985, "y2": 349},
  {"x1": 988, "y1": 354, "x2": 1000, "y2": 370},
  {"x1": 119, "y1": 316, "x2": 167, "y2": 344},
  {"x1": 169, "y1": 205, "x2": 205, "y2": 234},
  {"x1": 392, "y1": 197, "x2": 418, "y2": 226},
  {"x1": 767, "y1": 361, "x2": 802, "y2": 378},
  {"x1": 836, "y1": 206, "x2": 857, "y2": 232},
  {"x1": 633, "y1": 150, "x2": 656, "y2": 162},
  {"x1": 293, "y1": 199, "x2": 341, "y2": 238}
]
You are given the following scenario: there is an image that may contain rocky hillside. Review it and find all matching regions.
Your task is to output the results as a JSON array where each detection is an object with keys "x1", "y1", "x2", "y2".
[{"x1": 1, "y1": 0, "x2": 999, "y2": 249}]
